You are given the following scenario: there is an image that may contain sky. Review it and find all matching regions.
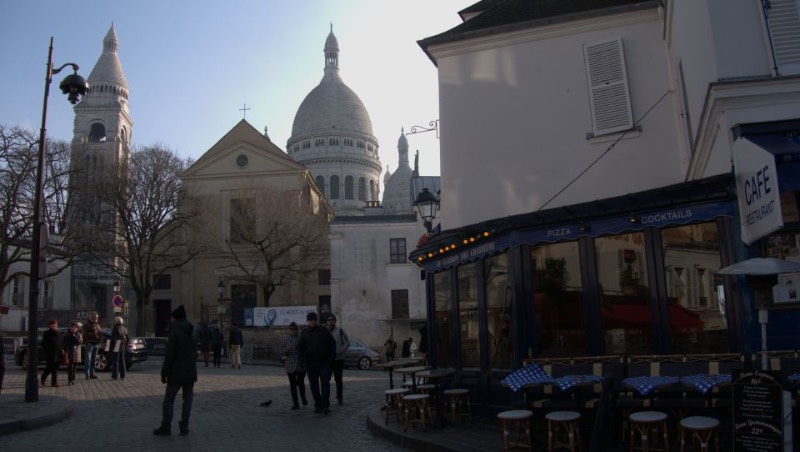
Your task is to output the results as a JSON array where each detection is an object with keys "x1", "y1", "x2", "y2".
[{"x1": 0, "y1": 0, "x2": 475, "y2": 181}]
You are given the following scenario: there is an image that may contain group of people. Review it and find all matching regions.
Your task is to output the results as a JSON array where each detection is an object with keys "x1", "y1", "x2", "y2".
[
  {"x1": 38, "y1": 312, "x2": 130, "y2": 388},
  {"x1": 194, "y1": 321, "x2": 230, "y2": 368},
  {"x1": 270, "y1": 312, "x2": 349, "y2": 414}
]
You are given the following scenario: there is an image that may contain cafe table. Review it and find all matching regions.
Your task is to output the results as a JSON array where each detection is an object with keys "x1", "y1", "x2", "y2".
[
  {"x1": 396, "y1": 366, "x2": 431, "y2": 392},
  {"x1": 415, "y1": 368, "x2": 457, "y2": 427},
  {"x1": 375, "y1": 358, "x2": 422, "y2": 389},
  {"x1": 679, "y1": 374, "x2": 733, "y2": 411}
]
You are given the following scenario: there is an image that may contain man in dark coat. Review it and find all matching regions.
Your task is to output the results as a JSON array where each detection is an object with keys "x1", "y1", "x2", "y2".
[
  {"x1": 154, "y1": 305, "x2": 197, "y2": 436},
  {"x1": 297, "y1": 312, "x2": 336, "y2": 414},
  {"x1": 40, "y1": 319, "x2": 62, "y2": 387}
]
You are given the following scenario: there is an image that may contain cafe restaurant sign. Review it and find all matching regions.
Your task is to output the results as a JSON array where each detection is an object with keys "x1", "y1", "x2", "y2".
[{"x1": 733, "y1": 138, "x2": 783, "y2": 245}]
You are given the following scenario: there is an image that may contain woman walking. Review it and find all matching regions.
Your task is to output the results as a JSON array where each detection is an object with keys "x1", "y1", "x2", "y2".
[
  {"x1": 280, "y1": 322, "x2": 307, "y2": 409},
  {"x1": 63, "y1": 322, "x2": 83, "y2": 385}
]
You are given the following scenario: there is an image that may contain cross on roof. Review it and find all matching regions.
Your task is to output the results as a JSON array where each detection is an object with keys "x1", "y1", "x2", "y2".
[{"x1": 239, "y1": 104, "x2": 251, "y2": 119}]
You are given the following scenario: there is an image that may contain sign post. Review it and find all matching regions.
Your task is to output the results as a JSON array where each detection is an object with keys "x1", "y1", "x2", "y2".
[{"x1": 112, "y1": 294, "x2": 124, "y2": 314}]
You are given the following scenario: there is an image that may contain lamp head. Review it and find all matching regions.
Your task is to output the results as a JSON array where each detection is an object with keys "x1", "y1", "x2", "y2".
[
  {"x1": 59, "y1": 72, "x2": 89, "y2": 105},
  {"x1": 414, "y1": 188, "x2": 439, "y2": 229}
]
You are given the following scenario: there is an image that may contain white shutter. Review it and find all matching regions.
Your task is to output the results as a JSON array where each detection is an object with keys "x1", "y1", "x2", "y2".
[
  {"x1": 584, "y1": 38, "x2": 634, "y2": 136},
  {"x1": 767, "y1": 0, "x2": 800, "y2": 72}
]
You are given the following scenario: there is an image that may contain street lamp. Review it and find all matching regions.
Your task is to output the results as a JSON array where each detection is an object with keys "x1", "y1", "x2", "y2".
[
  {"x1": 414, "y1": 188, "x2": 439, "y2": 233},
  {"x1": 26, "y1": 37, "x2": 88, "y2": 403}
]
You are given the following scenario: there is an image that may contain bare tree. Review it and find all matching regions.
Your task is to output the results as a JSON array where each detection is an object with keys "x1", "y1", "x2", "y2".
[
  {"x1": 0, "y1": 125, "x2": 73, "y2": 303},
  {"x1": 218, "y1": 186, "x2": 331, "y2": 306},
  {"x1": 73, "y1": 144, "x2": 204, "y2": 333}
]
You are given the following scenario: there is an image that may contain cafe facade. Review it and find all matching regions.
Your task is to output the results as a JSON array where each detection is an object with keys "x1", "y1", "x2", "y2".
[{"x1": 412, "y1": 0, "x2": 800, "y2": 407}]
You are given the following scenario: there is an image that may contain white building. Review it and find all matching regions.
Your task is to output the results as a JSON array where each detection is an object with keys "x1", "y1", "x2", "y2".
[
  {"x1": 288, "y1": 28, "x2": 440, "y2": 348},
  {"x1": 412, "y1": 0, "x2": 800, "y2": 390}
]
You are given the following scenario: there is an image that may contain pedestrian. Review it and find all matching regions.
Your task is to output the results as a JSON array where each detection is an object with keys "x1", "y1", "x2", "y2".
[
  {"x1": 110, "y1": 316, "x2": 129, "y2": 380},
  {"x1": 40, "y1": 319, "x2": 62, "y2": 387},
  {"x1": 82, "y1": 311, "x2": 102, "y2": 380},
  {"x1": 228, "y1": 322, "x2": 243, "y2": 369},
  {"x1": 210, "y1": 326, "x2": 224, "y2": 368},
  {"x1": 153, "y1": 305, "x2": 197, "y2": 437},
  {"x1": 402, "y1": 337, "x2": 413, "y2": 358},
  {"x1": 384, "y1": 336, "x2": 397, "y2": 362},
  {"x1": 197, "y1": 320, "x2": 211, "y2": 367},
  {"x1": 326, "y1": 314, "x2": 349, "y2": 405},
  {"x1": 280, "y1": 321, "x2": 307, "y2": 409},
  {"x1": 297, "y1": 312, "x2": 335, "y2": 414},
  {"x1": 63, "y1": 321, "x2": 83, "y2": 385}
]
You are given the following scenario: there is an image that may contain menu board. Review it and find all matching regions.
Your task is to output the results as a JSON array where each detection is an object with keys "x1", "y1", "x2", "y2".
[{"x1": 732, "y1": 369, "x2": 783, "y2": 451}]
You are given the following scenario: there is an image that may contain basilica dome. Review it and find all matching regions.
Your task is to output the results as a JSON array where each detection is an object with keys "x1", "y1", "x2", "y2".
[{"x1": 291, "y1": 72, "x2": 373, "y2": 138}]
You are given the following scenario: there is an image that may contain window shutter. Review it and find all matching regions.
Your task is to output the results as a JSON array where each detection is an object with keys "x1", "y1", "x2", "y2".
[
  {"x1": 584, "y1": 38, "x2": 634, "y2": 135},
  {"x1": 767, "y1": 0, "x2": 800, "y2": 72}
]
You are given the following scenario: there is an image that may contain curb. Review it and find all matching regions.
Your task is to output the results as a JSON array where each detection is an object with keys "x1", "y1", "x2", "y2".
[{"x1": 0, "y1": 395, "x2": 73, "y2": 436}]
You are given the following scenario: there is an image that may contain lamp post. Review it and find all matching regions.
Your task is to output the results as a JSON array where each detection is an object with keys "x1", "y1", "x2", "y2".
[
  {"x1": 26, "y1": 37, "x2": 88, "y2": 402},
  {"x1": 414, "y1": 188, "x2": 439, "y2": 233}
]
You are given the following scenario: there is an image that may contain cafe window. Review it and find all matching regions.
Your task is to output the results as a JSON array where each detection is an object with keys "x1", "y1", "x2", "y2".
[
  {"x1": 434, "y1": 271, "x2": 454, "y2": 368},
  {"x1": 595, "y1": 232, "x2": 652, "y2": 354},
  {"x1": 662, "y1": 222, "x2": 727, "y2": 353},
  {"x1": 458, "y1": 263, "x2": 480, "y2": 368},
  {"x1": 765, "y1": 230, "x2": 800, "y2": 304},
  {"x1": 531, "y1": 242, "x2": 584, "y2": 357},
  {"x1": 486, "y1": 253, "x2": 512, "y2": 370}
]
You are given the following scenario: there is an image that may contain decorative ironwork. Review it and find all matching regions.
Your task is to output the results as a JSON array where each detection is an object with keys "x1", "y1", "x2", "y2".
[{"x1": 407, "y1": 119, "x2": 440, "y2": 139}]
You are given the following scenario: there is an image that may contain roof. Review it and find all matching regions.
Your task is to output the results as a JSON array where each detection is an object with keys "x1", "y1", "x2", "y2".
[
  {"x1": 419, "y1": 0, "x2": 659, "y2": 64},
  {"x1": 88, "y1": 23, "x2": 128, "y2": 86}
]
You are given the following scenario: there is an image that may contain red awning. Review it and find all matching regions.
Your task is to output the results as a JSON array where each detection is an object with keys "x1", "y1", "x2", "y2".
[{"x1": 601, "y1": 303, "x2": 703, "y2": 331}]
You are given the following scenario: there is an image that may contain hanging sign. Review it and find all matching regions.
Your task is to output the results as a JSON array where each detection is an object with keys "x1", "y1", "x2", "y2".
[{"x1": 733, "y1": 138, "x2": 783, "y2": 245}]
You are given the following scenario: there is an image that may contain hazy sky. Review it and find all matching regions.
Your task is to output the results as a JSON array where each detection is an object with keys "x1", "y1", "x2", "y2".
[{"x1": 1, "y1": 0, "x2": 474, "y2": 181}]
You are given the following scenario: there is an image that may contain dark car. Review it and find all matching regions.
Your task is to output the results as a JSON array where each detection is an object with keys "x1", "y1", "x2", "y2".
[
  {"x1": 343, "y1": 339, "x2": 382, "y2": 370},
  {"x1": 15, "y1": 327, "x2": 148, "y2": 372}
]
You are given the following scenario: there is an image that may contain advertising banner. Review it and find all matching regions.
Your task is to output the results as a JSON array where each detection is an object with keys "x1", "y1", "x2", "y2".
[{"x1": 243, "y1": 306, "x2": 317, "y2": 327}]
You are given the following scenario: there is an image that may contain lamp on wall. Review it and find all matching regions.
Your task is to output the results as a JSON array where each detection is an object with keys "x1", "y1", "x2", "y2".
[{"x1": 414, "y1": 188, "x2": 439, "y2": 233}]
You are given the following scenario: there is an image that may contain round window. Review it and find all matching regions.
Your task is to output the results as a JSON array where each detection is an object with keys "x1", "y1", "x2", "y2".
[{"x1": 236, "y1": 154, "x2": 248, "y2": 167}]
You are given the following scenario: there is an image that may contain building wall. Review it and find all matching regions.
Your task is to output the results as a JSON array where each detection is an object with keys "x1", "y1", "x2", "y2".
[
  {"x1": 432, "y1": 8, "x2": 683, "y2": 229},
  {"x1": 330, "y1": 218, "x2": 428, "y2": 349}
]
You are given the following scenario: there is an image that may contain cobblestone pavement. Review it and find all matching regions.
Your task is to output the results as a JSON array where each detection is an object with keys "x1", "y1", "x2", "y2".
[{"x1": 0, "y1": 359, "x2": 411, "y2": 452}]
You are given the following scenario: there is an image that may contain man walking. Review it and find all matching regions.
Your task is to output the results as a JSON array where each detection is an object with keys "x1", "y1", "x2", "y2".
[
  {"x1": 327, "y1": 314, "x2": 349, "y2": 405},
  {"x1": 297, "y1": 312, "x2": 335, "y2": 414},
  {"x1": 154, "y1": 305, "x2": 197, "y2": 436},
  {"x1": 82, "y1": 312, "x2": 102, "y2": 380},
  {"x1": 228, "y1": 323, "x2": 243, "y2": 369}
]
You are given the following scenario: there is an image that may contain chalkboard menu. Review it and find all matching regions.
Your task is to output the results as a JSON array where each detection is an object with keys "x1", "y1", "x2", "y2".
[{"x1": 732, "y1": 369, "x2": 783, "y2": 451}]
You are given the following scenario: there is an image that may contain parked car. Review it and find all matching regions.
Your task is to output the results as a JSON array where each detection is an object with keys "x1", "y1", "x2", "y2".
[
  {"x1": 343, "y1": 339, "x2": 382, "y2": 370},
  {"x1": 15, "y1": 327, "x2": 148, "y2": 372}
]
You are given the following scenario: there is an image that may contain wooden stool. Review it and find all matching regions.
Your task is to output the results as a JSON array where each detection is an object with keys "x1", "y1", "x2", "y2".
[
  {"x1": 629, "y1": 411, "x2": 669, "y2": 452},
  {"x1": 443, "y1": 388, "x2": 471, "y2": 423},
  {"x1": 384, "y1": 388, "x2": 409, "y2": 425},
  {"x1": 546, "y1": 410, "x2": 582, "y2": 451},
  {"x1": 403, "y1": 393, "x2": 430, "y2": 432},
  {"x1": 498, "y1": 409, "x2": 533, "y2": 451},
  {"x1": 679, "y1": 416, "x2": 719, "y2": 452}
]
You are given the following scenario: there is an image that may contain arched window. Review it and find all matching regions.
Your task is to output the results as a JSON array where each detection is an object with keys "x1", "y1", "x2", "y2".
[
  {"x1": 315, "y1": 175, "x2": 325, "y2": 196},
  {"x1": 358, "y1": 177, "x2": 366, "y2": 201},
  {"x1": 345, "y1": 176, "x2": 354, "y2": 200},
  {"x1": 89, "y1": 123, "x2": 106, "y2": 142},
  {"x1": 330, "y1": 175, "x2": 340, "y2": 199}
]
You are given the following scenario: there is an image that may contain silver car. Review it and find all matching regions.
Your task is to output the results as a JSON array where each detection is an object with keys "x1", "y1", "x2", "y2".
[{"x1": 343, "y1": 339, "x2": 382, "y2": 370}]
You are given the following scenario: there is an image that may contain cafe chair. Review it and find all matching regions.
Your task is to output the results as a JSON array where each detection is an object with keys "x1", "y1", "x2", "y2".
[
  {"x1": 545, "y1": 410, "x2": 582, "y2": 451},
  {"x1": 628, "y1": 410, "x2": 669, "y2": 452},
  {"x1": 403, "y1": 393, "x2": 431, "y2": 432},
  {"x1": 443, "y1": 387, "x2": 472, "y2": 424},
  {"x1": 679, "y1": 415, "x2": 720, "y2": 452},
  {"x1": 384, "y1": 388, "x2": 409, "y2": 425},
  {"x1": 498, "y1": 409, "x2": 533, "y2": 451}
]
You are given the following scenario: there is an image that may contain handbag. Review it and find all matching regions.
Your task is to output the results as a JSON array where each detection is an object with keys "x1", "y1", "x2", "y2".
[{"x1": 60, "y1": 350, "x2": 69, "y2": 365}]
